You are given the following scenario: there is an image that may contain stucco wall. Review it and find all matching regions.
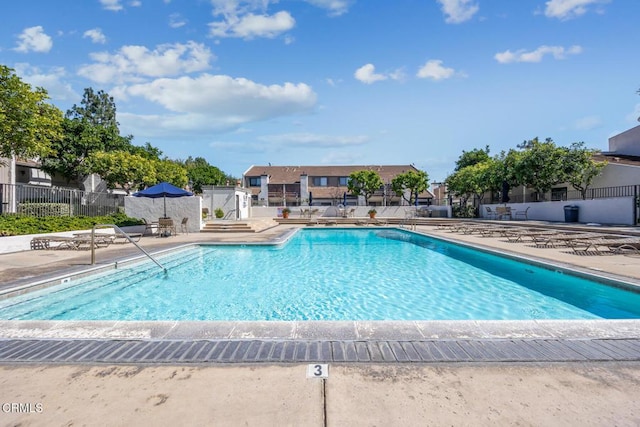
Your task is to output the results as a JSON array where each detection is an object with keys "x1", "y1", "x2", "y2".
[
  {"x1": 483, "y1": 197, "x2": 636, "y2": 225},
  {"x1": 201, "y1": 187, "x2": 251, "y2": 219},
  {"x1": 609, "y1": 125, "x2": 640, "y2": 156},
  {"x1": 251, "y1": 205, "x2": 450, "y2": 218},
  {"x1": 124, "y1": 196, "x2": 202, "y2": 232},
  {"x1": 591, "y1": 163, "x2": 640, "y2": 188}
]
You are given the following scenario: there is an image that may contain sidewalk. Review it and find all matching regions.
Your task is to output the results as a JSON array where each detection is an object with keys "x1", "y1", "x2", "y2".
[{"x1": 2, "y1": 363, "x2": 640, "y2": 426}]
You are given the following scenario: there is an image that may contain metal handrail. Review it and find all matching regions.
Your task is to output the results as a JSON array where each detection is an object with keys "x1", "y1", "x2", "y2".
[{"x1": 90, "y1": 224, "x2": 167, "y2": 274}]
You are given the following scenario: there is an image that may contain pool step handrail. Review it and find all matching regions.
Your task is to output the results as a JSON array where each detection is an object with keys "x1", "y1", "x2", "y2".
[{"x1": 90, "y1": 224, "x2": 167, "y2": 274}]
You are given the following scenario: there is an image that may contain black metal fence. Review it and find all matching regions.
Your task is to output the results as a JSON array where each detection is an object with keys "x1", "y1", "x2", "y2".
[
  {"x1": 502, "y1": 185, "x2": 639, "y2": 204},
  {"x1": 0, "y1": 183, "x2": 125, "y2": 217}
]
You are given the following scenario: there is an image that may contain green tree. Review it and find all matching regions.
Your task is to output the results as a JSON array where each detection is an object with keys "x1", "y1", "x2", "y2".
[
  {"x1": 66, "y1": 88, "x2": 118, "y2": 128},
  {"x1": 391, "y1": 169, "x2": 430, "y2": 205},
  {"x1": 0, "y1": 65, "x2": 63, "y2": 164},
  {"x1": 182, "y1": 156, "x2": 228, "y2": 193},
  {"x1": 513, "y1": 137, "x2": 566, "y2": 200},
  {"x1": 454, "y1": 145, "x2": 490, "y2": 171},
  {"x1": 40, "y1": 88, "x2": 132, "y2": 186},
  {"x1": 347, "y1": 170, "x2": 383, "y2": 205},
  {"x1": 129, "y1": 142, "x2": 163, "y2": 160},
  {"x1": 152, "y1": 159, "x2": 188, "y2": 188},
  {"x1": 562, "y1": 142, "x2": 606, "y2": 199},
  {"x1": 88, "y1": 151, "x2": 156, "y2": 194}
]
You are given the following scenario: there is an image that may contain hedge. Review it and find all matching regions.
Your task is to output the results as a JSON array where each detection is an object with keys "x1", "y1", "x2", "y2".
[{"x1": 0, "y1": 213, "x2": 144, "y2": 236}]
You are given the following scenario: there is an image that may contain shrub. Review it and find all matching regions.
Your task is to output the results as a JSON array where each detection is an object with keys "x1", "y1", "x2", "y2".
[
  {"x1": 0, "y1": 213, "x2": 144, "y2": 236},
  {"x1": 452, "y1": 205, "x2": 477, "y2": 218},
  {"x1": 18, "y1": 203, "x2": 71, "y2": 216},
  {"x1": 214, "y1": 208, "x2": 224, "y2": 219}
]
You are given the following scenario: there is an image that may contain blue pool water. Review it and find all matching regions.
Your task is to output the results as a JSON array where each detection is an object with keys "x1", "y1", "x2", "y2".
[{"x1": 1, "y1": 228, "x2": 640, "y2": 321}]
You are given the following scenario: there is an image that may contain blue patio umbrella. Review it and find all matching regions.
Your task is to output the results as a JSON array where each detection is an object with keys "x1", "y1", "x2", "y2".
[{"x1": 133, "y1": 182, "x2": 193, "y2": 218}]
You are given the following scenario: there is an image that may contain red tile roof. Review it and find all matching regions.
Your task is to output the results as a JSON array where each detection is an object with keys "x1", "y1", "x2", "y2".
[{"x1": 243, "y1": 165, "x2": 423, "y2": 184}]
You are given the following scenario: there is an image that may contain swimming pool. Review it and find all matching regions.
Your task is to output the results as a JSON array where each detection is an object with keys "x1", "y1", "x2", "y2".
[{"x1": 1, "y1": 228, "x2": 640, "y2": 321}]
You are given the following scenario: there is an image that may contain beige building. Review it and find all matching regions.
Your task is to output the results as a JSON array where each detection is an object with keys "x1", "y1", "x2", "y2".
[{"x1": 242, "y1": 165, "x2": 434, "y2": 207}]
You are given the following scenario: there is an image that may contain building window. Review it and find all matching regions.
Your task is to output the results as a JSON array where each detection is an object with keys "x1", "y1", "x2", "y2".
[
  {"x1": 551, "y1": 187, "x2": 567, "y2": 201},
  {"x1": 338, "y1": 176, "x2": 349, "y2": 186},
  {"x1": 312, "y1": 177, "x2": 327, "y2": 186},
  {"x1": 248, "y1": 177, "x2": 261, "y2": 187}
]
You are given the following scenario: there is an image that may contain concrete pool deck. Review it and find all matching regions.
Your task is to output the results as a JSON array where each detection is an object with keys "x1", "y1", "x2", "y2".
[{"x1": 2, "y1": 221, "x2": 640, "y2": 425}]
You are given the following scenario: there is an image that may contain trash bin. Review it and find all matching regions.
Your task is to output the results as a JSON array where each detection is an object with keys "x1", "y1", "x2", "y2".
[{"x1": 563, "y1": 205, "x2": 579, "y2": 223}]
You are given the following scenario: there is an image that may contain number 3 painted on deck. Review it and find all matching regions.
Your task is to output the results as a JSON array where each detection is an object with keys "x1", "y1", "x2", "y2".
[{"x1": 307, "y1": 363, "x2": 329, "y2": 378}]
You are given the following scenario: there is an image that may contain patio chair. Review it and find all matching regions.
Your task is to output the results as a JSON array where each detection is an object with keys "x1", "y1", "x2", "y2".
[
  {"x1": 180, "y1": 217, "x2": 189, "y2": 234},
  {"x1": 566, "y1": 235, "x2": 640, "y2": 255},
  {"x1": 532, "y1": 232, "x2": 601, "y2": 248},
  {"x1": 158, "y1": 218, "x2": 176, "y2": 237},
  {"x1": 514, "y1": 207, "x2": 530, "y2": 220},
  {"x1": 142, "y1": 218, "x2": 158, "y2": 235},
  {"x1": 484, "y1": 207, "x2": 498, "y2": 220},
  {"x1": 495, "y1": 206, "x2": 512, "y2": 220},
  {"x1": 503, "y1": 228, "x2": 558, "y2": 243}
]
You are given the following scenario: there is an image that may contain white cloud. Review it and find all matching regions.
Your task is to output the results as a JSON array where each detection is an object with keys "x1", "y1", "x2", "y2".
[
  {"x1": 494, "y1": 45, "x2": 583, "y2": 63},
  {"x1": 258, "y1": 133, "x2": 369, "y2": 147},
  {"x1": 117, "y1": 74, "x2": 317, "y2": 136},
  {"x1": 13, "y1": 63, "x2": 79, "y2": 101},
  {"x1": 99, "y1": 0, "x2": 123, "y2": 11},
  {"x1": 209, "y1": 10, "x2": 295, "y2": 39},
  {"x1": 416, "y1": 60, "x2": 456, "y2": 80},
  {"x1": 304, "y1": 0, "x2": 354, "y2": 16},
  {"x1": 626, "y1": 104, "x2": 640, "y2": 123},
  {"x1": 354, "y1": 64, "x2": 387, "y2": 84},
  {"x1": 436, "y1": 0, "x2": 479, "y2": 24},
  {"x1": 83, "y1": 28, "x2": 107, "y2": 44},
  {"x1": 169, "y1": 13, "x2": 187, "y2": 28},
  {"x1": 77, "y1": 41, "x2": 214, "y2": 84},
  {"x1": 389, "y1": 68, "x2": 407, "y2": 82},
  {"x1": 14, "y1": 26, "x2": 53, "y2": 53},
  {"x1": 544, "y1": 0, "x2": 610, "y2": 20},
  {"x1": 130, "y1": 0, "x2": 142, "y2": 6},
  {"x1": 574, "y1": 115, "x2": 602, "y2": 130},
  {"x1": 320, "y1": 151, "x2": 363, "y2": 164}
]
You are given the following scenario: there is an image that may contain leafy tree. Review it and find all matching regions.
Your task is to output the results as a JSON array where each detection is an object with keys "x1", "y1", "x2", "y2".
[
  {"x1": 182, "y1": 156, "x2": 228, "y2": 193},
  {"x1": 347, "y1": 170, "x2": 383, "y2": 205},
  {"x1": 40, "y1": 88, "x2": 133, "y2": 186},
  {"x1": 129, "y1": 142, "x2": 163, "y2": 160},
  {"x1": 152, "y1": 159, "x2": 188, "y2": 189},
  {"x1": 513, "y1": 137, "x2": 566, "y2": 200},
  {"x1": 562, "y1": 142, "x2": 606, "y2": 199},
  {"x1": 454, "y1": 145, "x2": 490, "y2": 171},
  {"x1": 66, "y1": 88, "x2": 118, "y2": 128},
  {"x1": 0, "y1": 65, "x2": 63, "y2": 164},
  {"x1": 391, "y1": 169, "x2": 429, "y2": 205},
  {"x1": 497, "y1": 149, "x2": 522, "y2": 188},
  {"x1": 88, "y1": 151, "x2": 156, "y2": 194}
]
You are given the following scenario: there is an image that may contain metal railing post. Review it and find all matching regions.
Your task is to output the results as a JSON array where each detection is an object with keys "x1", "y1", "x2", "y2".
[{"x1": 91, "y1": 224, "x2": 167, "y2": 274}]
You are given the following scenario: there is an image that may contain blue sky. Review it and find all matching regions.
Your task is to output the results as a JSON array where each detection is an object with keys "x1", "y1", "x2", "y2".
[{"x1": 1, "y1": 0, "x2": 639, "y2": 182}]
